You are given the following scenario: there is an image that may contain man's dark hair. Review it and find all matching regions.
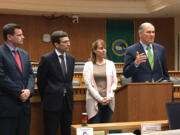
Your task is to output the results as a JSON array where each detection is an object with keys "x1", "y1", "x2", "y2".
[
  {"x1": 51, "y1": 31, "x2": 68, "y2": 46},
  {"x1": 3, "y1": 23, "x2": 21, "y2": 41}
]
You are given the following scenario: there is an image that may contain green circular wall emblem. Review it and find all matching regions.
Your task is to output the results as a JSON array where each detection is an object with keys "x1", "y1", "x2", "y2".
[{"x1": 112, "y1": 39, "x2": 128, "y2": 56}]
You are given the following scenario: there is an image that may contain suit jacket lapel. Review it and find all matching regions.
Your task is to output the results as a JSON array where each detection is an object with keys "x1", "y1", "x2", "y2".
[
  {"x1": 64, "y1": 53, "x2": 72, "y2": 80},
  {"x1": 152, "y1": 44, "x2": 158, "y2": 72},
  {"x1": 138, "y1": 43, "x2": 152, "y2": 71},
  {"x1": 137, "y1": 43, "x2": 145, "y2": 54},
  {"x1": 4, "y1": 45, "x2": 23, "y2": 75},
  {"x1": 52, "y1": 51, "x2": 66, "y2": 79},
  {"x1": 65, "y1": 54, "x2": 70, "y2": 77}
]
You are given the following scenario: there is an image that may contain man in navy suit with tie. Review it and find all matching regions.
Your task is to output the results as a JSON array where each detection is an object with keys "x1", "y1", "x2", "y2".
[
  {"x1": 37, "y1": 31, "x2": 75, "y2": 135},
  {"x1": 123, "y1": 22, "x2": 169, "y2": 82},
  {"x1": 0, "y1": 23, "x2": 35, "y2": 135}
]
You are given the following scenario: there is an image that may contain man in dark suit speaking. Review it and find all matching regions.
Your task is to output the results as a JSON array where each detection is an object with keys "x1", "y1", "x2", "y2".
[
  {"x1": 37, "y1": 31, "x2": 75, "y2": 135},
  {"x1": 0, "y1": 23, "x2": 35, "y2": 135},
  {"x1": 123, "y1": 22, "x2": 169, "y2": 82}
]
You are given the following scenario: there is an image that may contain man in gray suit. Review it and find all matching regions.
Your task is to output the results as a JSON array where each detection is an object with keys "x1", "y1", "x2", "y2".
[{"x1": 0, "y1": 23, "x2": 35, "y2": 135}]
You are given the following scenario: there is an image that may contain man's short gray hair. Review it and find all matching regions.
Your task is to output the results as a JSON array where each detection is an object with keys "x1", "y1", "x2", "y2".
[{"x1": 138, "y1": 22, "x2": 155, "y2": 33}]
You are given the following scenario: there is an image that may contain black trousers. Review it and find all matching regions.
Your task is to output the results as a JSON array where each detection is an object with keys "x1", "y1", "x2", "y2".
[
  {"x1": 43, "y1": 95, "x2": 72, "y2": 135},
  {"x1": 0, "y1": 108, "x2": 30, "y2": 135},
  {"x1": 88, "y1": 103, "x2": 113, "y2": 124}
]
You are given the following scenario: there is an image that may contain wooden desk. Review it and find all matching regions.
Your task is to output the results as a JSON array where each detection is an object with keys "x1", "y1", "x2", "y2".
[
  {"x1": 114, "y1": 82, "x2": 173, "y2": 122},
  {"x1": 71, "y1": 120, "x2": 169, "y2": 135}
]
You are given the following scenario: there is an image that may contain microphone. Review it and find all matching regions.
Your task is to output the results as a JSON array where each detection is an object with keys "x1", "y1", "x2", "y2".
[
  {"x1": 156, "y1": 77, "x2": 163, "y2": 82},
  {"x1": 154, "y1": 45, "x2": 165, "y2": 82}
]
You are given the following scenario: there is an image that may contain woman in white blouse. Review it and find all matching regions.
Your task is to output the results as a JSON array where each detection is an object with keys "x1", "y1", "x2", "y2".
[{"x1": 83, "y1": 39, "x2": 117, "y2": 123}]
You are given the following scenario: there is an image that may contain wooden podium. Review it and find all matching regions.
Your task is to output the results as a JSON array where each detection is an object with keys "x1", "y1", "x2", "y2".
[{"x1": 112, "y1": 82, "x2": 173, "y2": 122}]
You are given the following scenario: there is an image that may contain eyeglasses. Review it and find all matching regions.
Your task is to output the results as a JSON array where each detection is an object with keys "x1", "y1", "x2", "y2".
[{"x1": 60, "y1": 40, "x2": 70, "y2": 44}]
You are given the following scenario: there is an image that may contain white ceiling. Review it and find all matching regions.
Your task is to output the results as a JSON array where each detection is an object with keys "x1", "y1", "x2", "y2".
[{"x1": 0, "y1": 0, "x2": 180, "y2": 18}]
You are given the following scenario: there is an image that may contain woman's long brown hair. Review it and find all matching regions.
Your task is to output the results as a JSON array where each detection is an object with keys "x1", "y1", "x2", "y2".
[{"x1": 90, "y1": 39, "x2": 105, "y2": 64}]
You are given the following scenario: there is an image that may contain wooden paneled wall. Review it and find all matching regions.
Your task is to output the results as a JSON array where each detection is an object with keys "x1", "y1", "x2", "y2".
[
  {"x1": 0, "y1": 14, "x2": 106, "y2": 62},
  {"x1": 0, "y1": 14, "x2": 174, "y2": 69}
]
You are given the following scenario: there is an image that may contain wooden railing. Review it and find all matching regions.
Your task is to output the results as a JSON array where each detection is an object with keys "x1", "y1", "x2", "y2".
[
  {"x1": 31, "y1": 62, "x2": 124, "y2": 68},
  {"x1": 31, "y1": 62, "x2": 180, "y2": 101},
  {"x1": 173, "y1": 85, "x2": 180, "y2": 101},
  {"x1": 169, "y1": 71, "x2": 180, "y2": 78}
]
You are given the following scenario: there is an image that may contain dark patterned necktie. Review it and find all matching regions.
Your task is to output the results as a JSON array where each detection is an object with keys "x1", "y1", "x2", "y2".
[{"x1": 59, "y1": 55, "x2": 67, "y2": 75}]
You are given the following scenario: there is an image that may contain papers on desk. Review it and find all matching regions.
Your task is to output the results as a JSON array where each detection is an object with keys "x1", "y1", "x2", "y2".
[
  {"x1": 76, "y1": 128, "x2": 93, "y2": 135},
  {"x1": 141, "y1": 123, "x2": 161, "y2": 135},
  {"x1": 94, "y1": 131, "x2": 105, "y2": 135},
  {"x1": 145, "y1": 129, "x2": 180, "y2": 135}
]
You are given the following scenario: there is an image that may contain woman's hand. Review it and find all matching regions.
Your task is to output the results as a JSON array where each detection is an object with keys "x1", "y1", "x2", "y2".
[{"x1": 101, "y1": 97, "x2": 110, "y2": 106}]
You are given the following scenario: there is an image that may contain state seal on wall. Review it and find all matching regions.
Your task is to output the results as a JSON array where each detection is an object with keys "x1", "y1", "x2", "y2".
[{"x1": 111, "y1": 39, "x2": 128, "y2": 56}]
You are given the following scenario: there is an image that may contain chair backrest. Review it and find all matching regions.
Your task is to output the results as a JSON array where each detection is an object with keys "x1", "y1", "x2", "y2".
[
  {"x1": 166, "y1": 102, "x2": 180, "y2": 129},
  {"x1": 170, "y1": 77, "x2": 180, "y2": 85},
  {"x1": 74, "y1": 65, "x2": 84, "y2": 72},
  {"x1": 120, "y1": 75, "x2": 132, "y2": 85},
  {"x1": 73, "y1": 80, "x2": 80, "y2": 86}
]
